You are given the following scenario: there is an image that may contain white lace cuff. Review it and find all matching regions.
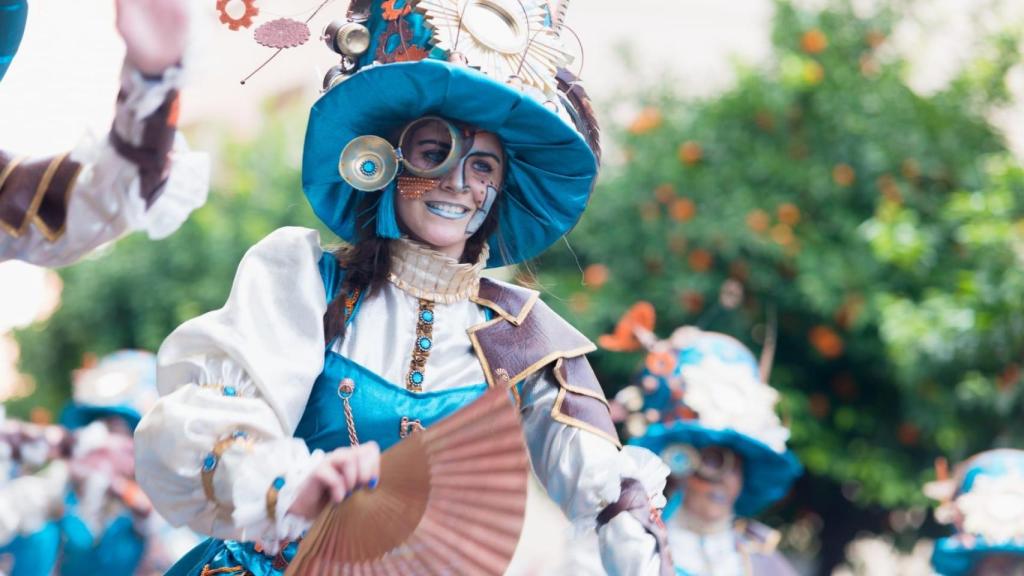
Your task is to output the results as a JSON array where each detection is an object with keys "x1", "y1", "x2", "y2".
[{"x1": 229, "y1": 439, "x2": 324, "y2": 554}]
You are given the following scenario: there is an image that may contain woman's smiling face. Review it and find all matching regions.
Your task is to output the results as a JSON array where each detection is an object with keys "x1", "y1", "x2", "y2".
[{"x1": 395, "y1": 118, "x2": 504, "y2": 260}]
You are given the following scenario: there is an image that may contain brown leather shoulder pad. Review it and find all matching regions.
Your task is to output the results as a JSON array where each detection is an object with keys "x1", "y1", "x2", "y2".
[
  {"x1": 471, "y1": 278, "x2": 619, "y2": 447},
  {"x1": 551, "y1": 356, "x2": 620, "y2": 447},
  {"x1": 470, "y1": 277, "x2": 594, "y2": 387}
]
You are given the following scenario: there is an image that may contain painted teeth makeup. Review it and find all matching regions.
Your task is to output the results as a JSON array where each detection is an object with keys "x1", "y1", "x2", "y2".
[{"x1": 425, "y1": 202, "x2": 469, "y2": 220}]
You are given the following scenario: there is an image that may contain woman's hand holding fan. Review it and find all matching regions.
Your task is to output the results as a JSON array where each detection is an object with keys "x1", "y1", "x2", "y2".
[
  {"x1": 289, "y1": 443, "x2": 382, "y2": 520},
  {"x1": 285, "y1": 387, "x2": 529, "y2": 576}
]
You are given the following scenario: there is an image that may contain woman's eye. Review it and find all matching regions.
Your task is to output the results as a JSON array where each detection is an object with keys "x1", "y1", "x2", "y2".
[
  {"x1": 423, "y1": 150, "x2": 447, "y2": 165},
  {"x1": 471, "y1": 160, "x2": 494, "y2": 173}
]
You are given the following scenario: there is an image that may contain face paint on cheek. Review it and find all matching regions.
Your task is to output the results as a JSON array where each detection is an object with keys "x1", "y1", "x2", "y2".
[
  {"x1": 465, "y1": 184, "x2": 498, "y2": 235},
  {"x1": 397, "y1": 176, "x2": 440, "y2": 200}
]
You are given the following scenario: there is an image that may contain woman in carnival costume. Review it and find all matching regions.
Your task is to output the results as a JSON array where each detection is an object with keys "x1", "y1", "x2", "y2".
[
  {"x1": 925, "y1": 449, "x2": 1024, "y2": 576},
  {"x1": 568, "y1": 303, "x2": 803, "y2": 575},
  {"x1": 0, "y1": 0, "x2": 208, "y2": 267},
  {"x1": 135, "y1": 1, "x2": 671, "y2": 574},
  {"x1": 0, "y1": 351, "x2": 200, "y2": 576}
]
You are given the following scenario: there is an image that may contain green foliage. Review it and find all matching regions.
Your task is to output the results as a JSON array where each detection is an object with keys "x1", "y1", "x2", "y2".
[
  {"x1": 537, "y1": 0, "x2": 1024, "y2": 511},
  {"x1": 8, "y1": 101, "x2": 331, "y2": 419}
]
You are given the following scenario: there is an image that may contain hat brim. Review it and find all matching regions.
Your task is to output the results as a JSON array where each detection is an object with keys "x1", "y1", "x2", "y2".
[
  {"x1": 0, "y1": 1, "x2": 28, "y2": 83},
  {"x1": 302, "y1": 59, "x2": 598, "y2": 267},
  {"x1": 932, "y1": 536, "x2": 1024, "y2": 576},
  {"x1": 630, "y1": 421, "x2": 803, "y2": 517},
  {"x1": 59, "y1": 404, "x2": 141, "y2": 432}
]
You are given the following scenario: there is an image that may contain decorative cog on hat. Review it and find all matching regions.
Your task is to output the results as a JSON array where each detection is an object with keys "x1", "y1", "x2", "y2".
[{"x1": 216, "y1": 0, "x2": 260, "y2": 31}]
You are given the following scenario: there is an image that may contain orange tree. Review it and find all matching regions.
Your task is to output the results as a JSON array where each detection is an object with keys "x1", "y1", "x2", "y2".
[{"x1": 534, "y1": 0, "x2": 1023, "y2": 570}]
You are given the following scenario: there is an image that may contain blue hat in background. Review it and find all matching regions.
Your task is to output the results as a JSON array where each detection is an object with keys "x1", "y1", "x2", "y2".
[
  {"x1": 0, "y1": 0, "x2": 28, "y2": 82},
  {"x1": 605, "y1": 311, "x2": 802, "y2": 518},
  {"x1": 60, "y1": 350, "x2": 159, "y2": 433},
  {"x1": 302, "y1": 0, "x2": 599, "y2": 267},
  {"x1": 927, "y1": 449, "x2": 1024, "y2": 576}
]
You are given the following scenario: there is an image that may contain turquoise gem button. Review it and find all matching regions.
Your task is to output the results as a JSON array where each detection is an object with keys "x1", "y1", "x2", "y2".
[
  {"x1": 272, "y1": 476, "x2": 286, "y2": 490},
  {"x1": 202, "y1": 454, "x2": 217, "y2": 471},
  {"x1": 420, "y1": 310, "x2": 434, "y2": 323},
  {"x1": 360, "y1": 160, "x2": 377, "y2": 176},
  {"x1": 418, "y1": 337, "x2": 432, "y2": 351},
  {"x1": 410, "y1": 371, "x2": 424, "y2": 385},
  {"x1": 223, "y1": 386, "x2": 237, "y2": 396}
]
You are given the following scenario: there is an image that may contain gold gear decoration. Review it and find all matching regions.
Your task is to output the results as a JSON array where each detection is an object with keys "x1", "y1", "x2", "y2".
[
  {"x1": 216, "y1": 0, "x2": 260, "y2": 31},
  {"x1": 418, "y1": 0, "x2": 573, "y2": 96}
]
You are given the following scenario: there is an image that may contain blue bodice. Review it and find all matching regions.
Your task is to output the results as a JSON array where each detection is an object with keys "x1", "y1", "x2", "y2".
[
  {"x1": 294, "y1": 349, "x2": 487, "y2": 454},
  {"x1": 170, "y1": 254, "x2": 489, "y2": 576}
]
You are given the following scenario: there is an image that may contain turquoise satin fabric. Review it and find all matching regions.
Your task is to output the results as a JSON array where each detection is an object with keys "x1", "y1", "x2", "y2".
[
  {"x1": 0, "y1": 522, "x2": 60, "y2": 576},
  {"x1": 169, "y1": 255, "x2": 488, "y2": 575},
  {"x1": 0, "y1": 493, "x2": 145, "y2": 576},
  {"x1": 58, "y1": 515, "x2": 145, "y2": 576},
  {"x1": 0, "y1": 0, "x2": 27, "y2": 82},
  {"x1": 58, "y1": 491, "x2": 146, "y2": 576}
]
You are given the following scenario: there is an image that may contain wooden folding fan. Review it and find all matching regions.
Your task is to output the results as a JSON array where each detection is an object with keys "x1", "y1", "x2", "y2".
[{"x1": 285, "y1": 387, "x2": 529, "y2": 576}]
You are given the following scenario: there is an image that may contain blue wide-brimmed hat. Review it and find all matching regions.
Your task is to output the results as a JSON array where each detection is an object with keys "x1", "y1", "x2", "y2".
[
  {"x1": 929, "y1": 449, "x2": 1024, "y2": 576},
  {"x1": 302, "y1": 0, "x2": 599, "y2": 267},
  {"x1": 0, "y1": 0, "x2": 28, "y2": 82},
  {"x1": 632, "y1": 421, "x2": 802, "y2": 518},
  {"x1": 617, "y1": 327, "x2": 802, "y2": 517},
  {"x1": 60, "y1": 350, "x2": 159, "y2": 433}
]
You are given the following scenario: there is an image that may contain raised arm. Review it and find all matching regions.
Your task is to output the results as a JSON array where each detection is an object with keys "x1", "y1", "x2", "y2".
[{"x1": 0, "y1": 0, "x2": 208, "y2": 266}]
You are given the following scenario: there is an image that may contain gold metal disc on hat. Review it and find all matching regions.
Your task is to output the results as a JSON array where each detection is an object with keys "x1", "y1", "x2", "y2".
[
  {"x1": 338, "y1": 135, "x2": 399, "y2": 192},
  {"x1": 461, "y1": 0, "x2": 530, "y2": 54}
]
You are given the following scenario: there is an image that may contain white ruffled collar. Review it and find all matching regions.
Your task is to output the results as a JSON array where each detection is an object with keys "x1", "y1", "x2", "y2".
[{"x1": 387, "y1": 238, "x2": 489, "y2": 303}]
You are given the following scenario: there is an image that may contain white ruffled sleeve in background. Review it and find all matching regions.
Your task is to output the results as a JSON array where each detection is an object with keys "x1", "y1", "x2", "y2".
[
  {"x1": 0, "y1": 62, "x2": 209, "y2": 268},
  {"x1": 519, "y1": 371, "x2": 669, "y2": 576},
  {"x1": 0, "y1": 461, "x2": 69, "y2": 547},
  {"x1": 134, "y1": 227, "x2": 328, "y2": 553}
]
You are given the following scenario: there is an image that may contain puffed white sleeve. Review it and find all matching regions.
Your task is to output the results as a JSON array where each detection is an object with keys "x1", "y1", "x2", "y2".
[
  {"x1": 0, "y1": 62, "x2": 209, "y2": 268},
  {"x1": 134, "y1": 227, "x2": 328, "y2": 553},
  {"x1": 520, "y1": 370, "x2": 670, "y2": 576}
]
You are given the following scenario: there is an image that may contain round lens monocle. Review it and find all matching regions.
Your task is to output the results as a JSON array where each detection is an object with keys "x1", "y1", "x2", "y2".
[{"x1": 338, "y1": 117, "x2": 467, "y2": 192}]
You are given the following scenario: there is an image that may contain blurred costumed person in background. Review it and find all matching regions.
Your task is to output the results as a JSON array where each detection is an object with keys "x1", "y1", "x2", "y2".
[
  {"x1": 0, "y1": 0, "x2": 208, "y2": 267},
  {"x1": 0, "y1": 411, "x2": 70, "y2": 576},
  {"x1": 0, "y1": 351, "x2": 201, "y2": 576},
  {"x1": 133, "y1": 0, "x2": 673, "y2": 574},
  {"x1": 924, "y1": 449, "x2": 1024, "y2": 576},
  {"x1": 567, "y1": 302, "x2": 803, "y2": 575},
  {"x1": 56, "y1": 351, "x2": 201, "y2": 576}
]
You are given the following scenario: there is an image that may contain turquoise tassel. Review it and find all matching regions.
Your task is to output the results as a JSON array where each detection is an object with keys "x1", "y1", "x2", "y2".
[{"x1": 375, "y1": 185, "x2": 402, "y2": 239}]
